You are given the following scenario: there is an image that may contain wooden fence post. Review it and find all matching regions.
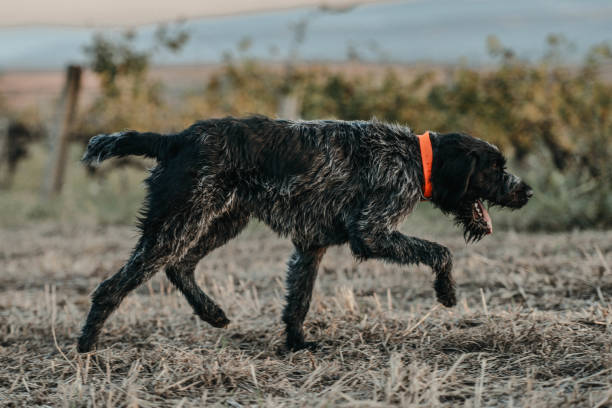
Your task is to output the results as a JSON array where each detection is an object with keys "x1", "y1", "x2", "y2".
[
  {"x1": 277, "y1": 94, "x2": 300, "y2": 120},
  {"x1": 43, "y1": 65, "x2": 82, "y2": 196},
  {"x1": 0, "y1": 117, "x2": 9, "y2": 186}
]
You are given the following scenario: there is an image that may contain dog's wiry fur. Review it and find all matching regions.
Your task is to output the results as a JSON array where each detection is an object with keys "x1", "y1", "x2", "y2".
[{"x1": 77, "y1": 116, "x2": 532, "y2": 353}]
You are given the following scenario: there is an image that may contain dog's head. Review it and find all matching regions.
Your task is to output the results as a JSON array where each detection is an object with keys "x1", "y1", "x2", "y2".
[{"x1": 429, "y1": 132, "x2": 533, "y2": 242}]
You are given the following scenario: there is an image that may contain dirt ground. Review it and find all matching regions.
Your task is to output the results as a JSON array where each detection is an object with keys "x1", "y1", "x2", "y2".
[{"x1": 0, "y1": 223, "x2": 611, "y2": 407}]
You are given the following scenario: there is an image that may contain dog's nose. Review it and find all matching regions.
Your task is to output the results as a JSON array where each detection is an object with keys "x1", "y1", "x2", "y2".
[{"x1": 525, "y1": 188, "x2": 533, "y2": 198}]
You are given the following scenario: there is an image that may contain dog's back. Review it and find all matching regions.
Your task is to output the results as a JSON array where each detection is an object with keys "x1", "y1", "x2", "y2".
[
  {"x1": 187, "y1": 117, "x2": 421, "y2": 241},
  {"x1": 82, "y1": 117, "x2": 421, "y2": 242}
]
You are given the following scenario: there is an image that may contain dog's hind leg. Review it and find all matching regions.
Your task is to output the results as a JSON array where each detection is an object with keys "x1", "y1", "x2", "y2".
[
  {"x1": 77, "y1": 209, "x2": 246, "y2": 352},
  {"x1": 282, "y1": 245, "x2": 327, "y2": 351},
  {"x1": 165, "y1": 209, "x2": 249, "y2": 328},
  {"x1": 77, "y1": 238, "x2": 161, "y2": 353},
  {"x1": 165, "y1": 258, "x2": 230, "y2": 328}
]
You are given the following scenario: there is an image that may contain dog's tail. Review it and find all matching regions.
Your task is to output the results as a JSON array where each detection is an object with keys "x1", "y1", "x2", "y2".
[{"x1": 82, "y1": 130, "x2": 173, "y2": 165}]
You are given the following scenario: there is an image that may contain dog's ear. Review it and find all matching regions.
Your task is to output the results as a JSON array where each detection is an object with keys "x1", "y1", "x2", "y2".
[{"x1": 431, "y1": 152, "x2": 477, "y2": 211}]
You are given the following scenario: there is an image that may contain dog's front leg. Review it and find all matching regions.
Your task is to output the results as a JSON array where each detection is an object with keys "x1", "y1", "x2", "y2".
[
  {"x1": 349, "y1": 230, "x2": 456, "y2": 307},
  {"x1": 282, "y1": 246, "x2": 327, "y2": 351}
]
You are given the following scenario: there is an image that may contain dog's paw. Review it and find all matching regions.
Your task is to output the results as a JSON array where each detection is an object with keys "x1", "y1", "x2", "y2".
[
  {"x1": 437, "y1": 290, "x2": 457, "y2": 307},
  {"x1": 76, "y1": 335, "x2": 96, "y2": 354},
  {"x1": 287, "y1": 340, "x2": 319, "y2": 352},
  {"x1": 285, "y1": 328, "x2": 318, "y2": 352},
  {"x1": 206, "y1": 314, "x2": 231, "y2": 328}
]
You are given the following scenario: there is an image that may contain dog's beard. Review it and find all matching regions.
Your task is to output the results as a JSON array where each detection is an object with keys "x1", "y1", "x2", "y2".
[{"x1": 454, "y1": 200, "x2": 493, "y2": 243}]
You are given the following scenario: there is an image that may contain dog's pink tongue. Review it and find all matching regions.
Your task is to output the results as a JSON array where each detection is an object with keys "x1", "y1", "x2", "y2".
[{"x1": 477, "y1": 200, "x2": 493, "y2": 234}]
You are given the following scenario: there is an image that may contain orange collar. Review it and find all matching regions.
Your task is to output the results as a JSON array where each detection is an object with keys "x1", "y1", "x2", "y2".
[{"x1": 418, "y1": 131, "x2": 433, "y2": 199}]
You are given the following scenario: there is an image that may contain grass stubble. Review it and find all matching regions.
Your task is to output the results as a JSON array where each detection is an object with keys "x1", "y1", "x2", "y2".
[{"x1": 0, "y1": 223, "x2": 611, "y2": 407}]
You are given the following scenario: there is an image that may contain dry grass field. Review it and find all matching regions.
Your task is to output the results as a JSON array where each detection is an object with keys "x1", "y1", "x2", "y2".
[{"x1": 1, "y1": 223, "x2": 611, "y2": 407}]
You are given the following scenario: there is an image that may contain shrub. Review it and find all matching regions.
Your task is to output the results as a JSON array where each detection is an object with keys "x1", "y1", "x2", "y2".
[{"x1": 195, "y1": 37, "x2": 612, "y2": 230}]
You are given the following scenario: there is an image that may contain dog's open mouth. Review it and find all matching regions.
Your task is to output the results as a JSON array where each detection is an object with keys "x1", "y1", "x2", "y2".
[{"x1": 472, "y1": 200, "x2": 493, "y2": 235}]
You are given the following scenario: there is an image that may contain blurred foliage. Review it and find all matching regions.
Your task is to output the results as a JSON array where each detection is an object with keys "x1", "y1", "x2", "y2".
[
  {"x1": 4, "y1": 33, "x2": 610, "y2": 231},
  {"x1": 191, "y1": 35, "x2": 611, "y2": 230},
  {"x1": 0, "y1": 143, "x2": 147, "y2": 227},
  {"x1": 77, "y1": 25, "x2": 189, "y2": 134}
]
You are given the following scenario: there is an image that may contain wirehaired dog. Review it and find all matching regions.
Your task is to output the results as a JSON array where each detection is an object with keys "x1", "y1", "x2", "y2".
[{"x1": 77, "y1": 116, "x2": 532, "y2": 353}]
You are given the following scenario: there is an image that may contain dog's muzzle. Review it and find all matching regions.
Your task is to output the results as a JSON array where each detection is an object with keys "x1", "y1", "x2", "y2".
[
  {"x1": 497, "y1": 173, "x2": 533, "y2": 208},
  {"x1": 503, "y1": 173, "x2": 521, "y2": 194}
]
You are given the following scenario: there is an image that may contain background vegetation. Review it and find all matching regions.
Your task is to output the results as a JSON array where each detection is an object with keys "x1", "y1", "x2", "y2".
[{"x1": 1, "y1": 33, "x2": 611, "y2": 231}]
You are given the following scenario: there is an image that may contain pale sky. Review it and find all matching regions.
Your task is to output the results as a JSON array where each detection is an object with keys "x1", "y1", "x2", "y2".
[{"x1": 1, "y1": 0, "x2": 377, "y2": 27}]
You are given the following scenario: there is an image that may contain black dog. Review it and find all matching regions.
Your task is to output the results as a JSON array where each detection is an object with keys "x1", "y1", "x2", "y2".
[{"x1": 77, "y1": 116, "x2": 532, "y2": 353}]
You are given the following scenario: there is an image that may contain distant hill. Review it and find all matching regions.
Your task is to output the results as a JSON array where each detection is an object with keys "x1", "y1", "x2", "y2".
[{"x1": 1, "y1": 0, "x2": 611, "y2": 69}]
